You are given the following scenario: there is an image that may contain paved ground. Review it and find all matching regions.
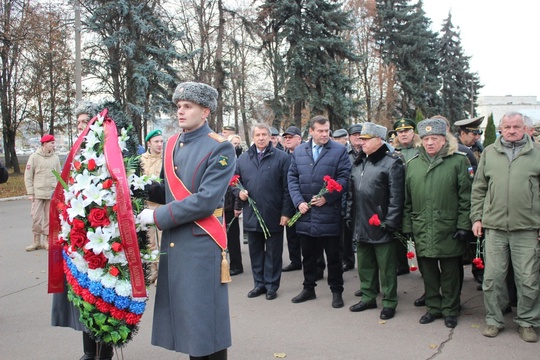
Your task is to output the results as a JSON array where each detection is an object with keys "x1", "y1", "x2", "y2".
[{"x1": 0, "y1": 198, "x2": 537, "y2": 359}]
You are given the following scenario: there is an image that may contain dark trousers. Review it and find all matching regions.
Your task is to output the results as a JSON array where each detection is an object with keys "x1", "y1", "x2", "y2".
[
  {"x1": 248, "y1": 230, "x2": 284, "y2": 292},
  {"x1": 421, "y1": 256, "x2": 462, "y2": 317},
  {"x1": 341, "y1": 221, "x2": 355, "y2": 268},
  {"x1": 285, "y1": 224, "x2": 302, "y2": 266},
  {"x1": 396, "y1": 240, "x2": 409, "y2": 272},
  {"x1": 300, "y1": 235, "x2": 343, "y2": 293},
  {"x1": 225, "y1": 210, "x2": 242, "y2": 271}
]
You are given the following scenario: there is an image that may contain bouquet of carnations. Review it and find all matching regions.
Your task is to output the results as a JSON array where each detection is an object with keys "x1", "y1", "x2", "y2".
[
  {"x1": 229, "y1": 174, "x2": 270, "y2": 239},
  {"x1": 472, "y1": 237, "x2": 484, "y2": 270},
  {"x1": 49, "y1": 110, "x2": 159, "y2": 346},
  {"x1": 368, "y1": 214, "x2": 417, "y2": 271},
  {"x1": 287, "y1": 175, "x2": 343, "y2": 227}
]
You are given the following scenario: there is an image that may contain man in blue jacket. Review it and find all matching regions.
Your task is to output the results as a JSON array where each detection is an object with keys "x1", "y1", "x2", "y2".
[
  {"x1": 236, "y1": 123, "x2": 294, "y2": 300},
  {"x1": 288, "y1": 115, "x2": 351, "y2": 308}
]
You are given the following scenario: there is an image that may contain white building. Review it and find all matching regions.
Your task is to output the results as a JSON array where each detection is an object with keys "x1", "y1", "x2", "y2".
[{"x1": 477, "y1": 95, "x2": 540, "y2": 127}]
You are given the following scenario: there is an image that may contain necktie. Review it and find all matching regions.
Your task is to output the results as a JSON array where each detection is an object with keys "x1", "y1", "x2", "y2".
[
  {"x1": 313, "y1": 145, "x2": 321, "y2": 162},
  {"x1": 258, "y1": 151, "x2": 264, "y2": 162}
]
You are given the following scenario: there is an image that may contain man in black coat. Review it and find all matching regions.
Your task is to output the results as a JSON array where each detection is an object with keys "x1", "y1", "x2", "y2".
[{"x1": 236, "y1": 123, "x2": 294, "y2": 300}]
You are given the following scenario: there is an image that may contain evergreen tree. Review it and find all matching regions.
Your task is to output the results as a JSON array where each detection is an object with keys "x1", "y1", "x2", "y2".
[
  {"x1": 81, "y1": 0, "x2": 187, "y2": 142},
  {"x1": 438, "y1": 12, "x2": 482, "y2": 124},
  {"x1": 258, "y1": 0, "x2": 360, "y2": 129},
  {"x1": 483, "y1": 113, "x2": 496, "y2": 147},
  {"x1": 374, "y1": 0, "x2": 441, "y2": 119}
]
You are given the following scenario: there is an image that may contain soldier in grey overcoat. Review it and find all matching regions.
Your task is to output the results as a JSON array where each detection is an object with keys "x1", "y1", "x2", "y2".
[{"x1": 139, "y1": 82, "x2": 235, "y2": 359}]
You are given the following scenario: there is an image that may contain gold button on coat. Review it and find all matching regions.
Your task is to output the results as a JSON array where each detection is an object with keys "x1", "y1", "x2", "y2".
[{"x1": 170, "y1": 242, "x2": 175, "y2": 247}]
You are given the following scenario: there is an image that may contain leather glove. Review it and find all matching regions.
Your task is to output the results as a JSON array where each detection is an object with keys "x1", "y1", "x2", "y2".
[
  {"x1": 137, "y1": 209, "x2": 155, "y2": 226},
  {"x1": 453, "y1": 230, "x2": 469, "y2": 242}
]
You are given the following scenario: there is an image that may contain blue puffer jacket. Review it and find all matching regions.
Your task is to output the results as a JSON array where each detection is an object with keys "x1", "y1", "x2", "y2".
[
  {"x1": 236, "y1": 143, "x2": 294, "y2": 233},
  {"x1": 288, "y1": 139, "x2": 351, "y2": 237}
]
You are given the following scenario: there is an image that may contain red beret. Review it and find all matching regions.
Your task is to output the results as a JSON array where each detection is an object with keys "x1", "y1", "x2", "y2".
[{"x1": 40, "y1": 134, "x2": 55, "y2": 143}]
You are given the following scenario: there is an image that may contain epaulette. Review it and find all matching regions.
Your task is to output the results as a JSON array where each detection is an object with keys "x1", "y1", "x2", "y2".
[
  {"x1": 454, "y1": 151, "x2": 467, "y2": 156},
  {"x1": 208, "y1": 132, "x2": 226, "y2": 143}
]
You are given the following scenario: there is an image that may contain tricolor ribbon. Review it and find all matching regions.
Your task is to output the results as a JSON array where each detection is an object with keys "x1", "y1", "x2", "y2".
[{"x1": 48, "y1": 109, "x2": 146, "y2": 298}]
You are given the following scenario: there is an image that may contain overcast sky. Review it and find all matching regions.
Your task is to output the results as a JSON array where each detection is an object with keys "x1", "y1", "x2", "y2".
[{"x1": 422, "y1": 0, "x2": 539, "y2": 98}]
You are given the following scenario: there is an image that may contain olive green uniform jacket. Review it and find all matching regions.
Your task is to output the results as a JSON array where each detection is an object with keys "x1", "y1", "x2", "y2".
[
  {"x1": 402, "y1": 140, "x2": 472, "y2": 258},
  {"x1": 470, "y1": 134, "x2": 540, "y2": 230}
]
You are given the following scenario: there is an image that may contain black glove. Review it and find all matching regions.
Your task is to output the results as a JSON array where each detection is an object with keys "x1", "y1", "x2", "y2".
[
  {"x1": 453, "y1": 230, "x2": 470, "y2": 242},
  {"x1": 402, "y1": 233, "x2": 412, "y2": 239},
  {"x1": 385, "y1": 225, "x2": 397, "y2": 233},
  {"x1": 345, "y1": 219, "x2": 353, "y2": 230}
]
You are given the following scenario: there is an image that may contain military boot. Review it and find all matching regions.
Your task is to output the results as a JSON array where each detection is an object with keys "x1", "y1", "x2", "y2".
[
  {"x1": 41, "y1": 234, "x2": 49, "y2": 250},
  {"x1": 80, "y1": 331, "x2": 96, "y2": 360},
  {"x1": 25, "y1": 234, "x2": 41, "y2": 252}
]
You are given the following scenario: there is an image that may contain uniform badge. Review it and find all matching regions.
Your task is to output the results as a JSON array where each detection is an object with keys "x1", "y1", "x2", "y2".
[
  {"x1": 425, "y1": 126, "x2": 432, "y2": 132},
  {"x1": 218, "y1": 155, "x2": 229, "y2": 168},
  {"x1": 26, "y1": 164, "x2": 31, "y2": 170},
  {"x1": 468, "y1": 166, "x2": 475, "y2": 179}
]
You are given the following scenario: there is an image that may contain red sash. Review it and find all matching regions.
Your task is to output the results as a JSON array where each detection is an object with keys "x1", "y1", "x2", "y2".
[
  {"x1": 164, "y1": 133, "x2": 227, "y2": 250},
  {"x1": 48, "y1": 109, "x2": 146, "y2": 298}
]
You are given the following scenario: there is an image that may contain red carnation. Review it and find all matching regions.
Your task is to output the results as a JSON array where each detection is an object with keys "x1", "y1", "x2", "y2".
[
  {"x1": 125, "y1": 313, "x2": 142, "y2": 325},
  {"x1": 472, "y1": 257, "x2": 484, "y2": 270},
  {"x1": 111, "y1": 242, "x2": 123, "y2": 252},
  {"x1": 87, "y1": 159, "x2": 97, "y2": 171},
  {"x1": 109, "y1": 266, "x2": 120, "y2": 277},
  {"x1": 95, "y1": 299, "x2": 112, "y2": 313},
  {"x1": 81, "y1": 289, "x2": 96, "y2": 304},
  {"x1": 229, "y1": 174, "x2": 240, "y2": 187},
  {"x1": 406, "y1": 251, "x2": 415, "y2": 259},
  {"x1": 102, "y1": 178, "x2": 113, "y2": 189},
  {"x1": 368, "y1": 214, "x2": 381, "y2": 227},
  {"x1": 110, "y1": 308, "x2": 128, "y2": 320},
  {"x1": 88, "y1": 207, "x2": 110, "y2": 228},
  {"x1": 84, "y1": 251, "x2": 108, "y2": 269},
  {"x1": 410, "y1": 265, "x2": 418, "y2": 272}
]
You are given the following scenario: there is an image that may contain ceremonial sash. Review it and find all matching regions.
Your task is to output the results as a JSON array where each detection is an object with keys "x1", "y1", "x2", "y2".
[
  {"x1": 164, "y1": 133, "x2": 227, "y2": 251},
  {"x1": 48, "y1": 109, "x2": 146, "y2": 298}
]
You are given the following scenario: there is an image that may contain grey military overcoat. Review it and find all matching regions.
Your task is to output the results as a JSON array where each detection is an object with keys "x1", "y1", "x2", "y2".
[{"x1": 152, "y1": 123, "x2": 235, "y2": 356}]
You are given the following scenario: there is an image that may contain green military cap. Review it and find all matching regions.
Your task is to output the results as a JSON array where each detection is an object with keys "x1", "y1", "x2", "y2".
[
  {"x1": 145, "y1": 129, "x2": 163, "y2": 142},
  {"x1": 454, "y1": 116, "x2": 484, "y2": 133},
  {"x1": 393, "y1": 118, "x2": 416, "y2": 132}
]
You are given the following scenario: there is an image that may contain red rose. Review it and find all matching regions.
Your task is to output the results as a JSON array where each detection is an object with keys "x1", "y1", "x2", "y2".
[
  {"x1": 102, "y1": 178, "x2": 113, "y2": 189},
  {"x1": 74, "y1": 161, "x2": 82, "y2": 171},
  {"x1": 109, "y1": 266, "x2": 119, "y2": 277},
  {"x1": 72, "y1": 218, "x2": 85, "y2": 231},
  {"x1": 111, "y1": 242, "x2": 123, "y2": 252},
  {"x1": 70, "y1": 228, "x2": 88, "y2": 249},
  {"x1": 88, "y1": 207, "x2": 110, "y2": 228},
  {"x1": 84, "y1": 251, "x2": 108, "y2": 269},
  {"x1": 87, "y1": 159, "x2": 97, "y2": 171}
]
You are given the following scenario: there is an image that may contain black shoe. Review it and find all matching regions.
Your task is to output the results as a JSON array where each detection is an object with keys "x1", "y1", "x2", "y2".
[
  {"x1": 473, "y1": 273, "x2": 484, "y2": 284},
  {"x1": 316, "y1": 270, "x2": 324, "y2": 280},
  {"x1": 396, "y1": 268, "x2": 410, "y2": 276},
  {"x1": 349, "y1": 301, "x2": 377, "y2": 312},
  {"x1": 419, "y1": 312, "x2": 442, "y2": 324},
  {"x1": 291, "y1": 289, "x2": 316, "y2": 303},
  {"x1": 266, "y1": 290, "x2": 277, "y2": 300},
  {"x1": 332, "y1": 293, "x2": 344, "y2": 308},
  {"x1": 230, "y1": 268, "x2": 243, "y2": 276},
  {"x1": 444, "y1": 316, "x2": 458, "y2": 328},
  {"x1": 342, "y1": 263, "x2": 354, "y2": 272},
  {"x1": 380, "y1": 307, "x2": 396, "y2": 320},
  {"x1": 354, "y1": 289, "x2": 363, "y2": 297},
  {"x1": 503, "y1": 305, "x2": 512, "y2": 314},
  {"x1": 282, "y1": 262, "x2": 302, "y2": 272},
  {"x1": 247, "y1": 287, "x2": 266, "y2": 298},
  {"x1": 414, "y1": 294, "x2": 426, "y2": 307}
]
